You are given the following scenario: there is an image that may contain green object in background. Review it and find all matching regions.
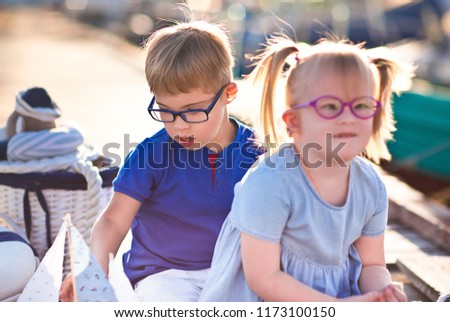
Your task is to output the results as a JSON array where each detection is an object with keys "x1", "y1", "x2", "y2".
[{"x1": 388, "y1": 92, "x2": 450, "y2": 179}]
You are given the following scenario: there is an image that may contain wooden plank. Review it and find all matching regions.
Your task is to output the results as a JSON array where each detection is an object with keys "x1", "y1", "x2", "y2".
[
  {"x1": 381, "y1": 170, "x2": 450, "y2": 253},
  {"x1": 397, "y1": 255, "x2": 450, "y2": 301},
  {"x1": 388, "y1": 268, "x2": 430, "y2": 302},
  {"x1": 385, "y1": 224, "x2": 446, "y2": 265}
]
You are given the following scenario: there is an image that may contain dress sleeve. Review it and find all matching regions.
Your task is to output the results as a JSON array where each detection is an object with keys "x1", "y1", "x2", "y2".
[
  {"x1": 361, "y1": 175, "x2": 388, "y2": 237},
  {"x1": 228, "y1": 164, "x2": 291, "y2": 243}
]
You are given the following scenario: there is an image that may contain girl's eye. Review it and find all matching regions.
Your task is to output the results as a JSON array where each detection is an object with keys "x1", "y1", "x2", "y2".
[
  {"x1": 320, "y1": 103, "x2": 340, "y2": 111},
  {"x1": 354, "y1": 103, "x2": 370, "y2": 110}
]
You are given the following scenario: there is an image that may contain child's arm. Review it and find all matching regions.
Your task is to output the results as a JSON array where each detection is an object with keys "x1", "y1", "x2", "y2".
[
  {"x1": 60, "y1": 191, "x2": 141, "y2": 301},
  {"x1": 241, "y1": 233, "x2": 382, "y2": 302},
  {"x1": 355, "y1": 234, "x2": 407, "y2": 302},
  {"x1": 90, "y1": 191, "x2": 141, "y2": 274}
]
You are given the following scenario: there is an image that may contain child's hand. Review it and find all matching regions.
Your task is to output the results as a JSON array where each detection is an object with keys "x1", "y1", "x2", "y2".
[
  {"x1": 340, "y1": 291, "x2": 384, "y2": 302},
  {"x1": 59, "y1": 273, "x2": 75, "y2": 302},
  {"x1": 381, "y1": 284, "x2": 407, "y2": 302}
]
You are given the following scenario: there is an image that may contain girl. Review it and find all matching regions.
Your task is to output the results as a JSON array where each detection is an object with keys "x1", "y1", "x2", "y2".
[{"x1": 200, "y1": 36, "x2": 414, "y2": 302}]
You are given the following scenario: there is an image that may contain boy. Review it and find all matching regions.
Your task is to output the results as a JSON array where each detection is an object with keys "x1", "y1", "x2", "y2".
[{"x1": 60, "y1": 20, "x2": 263, "y2": 301}]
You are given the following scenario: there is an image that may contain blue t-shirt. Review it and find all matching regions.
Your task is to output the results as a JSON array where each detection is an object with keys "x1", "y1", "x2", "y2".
[{"x1": 114, "y1": 118, "x2": 263, "y2": 285}]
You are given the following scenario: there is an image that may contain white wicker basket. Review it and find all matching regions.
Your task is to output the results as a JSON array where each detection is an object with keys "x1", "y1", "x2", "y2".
[{"x1": 0, "y1": 153, "x2": 117, "y2": 260}]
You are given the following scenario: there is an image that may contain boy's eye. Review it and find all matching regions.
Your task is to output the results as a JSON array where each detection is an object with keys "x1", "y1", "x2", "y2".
[
  {"x1": 156, "y1": 104, "x2": 205, "y2": 112},
  {"x1": 184, "y1": 110, "x2": 204, "y2": 115},
  {"x1": 185, "y1": 107, "x2": 205, "y2": 112}
]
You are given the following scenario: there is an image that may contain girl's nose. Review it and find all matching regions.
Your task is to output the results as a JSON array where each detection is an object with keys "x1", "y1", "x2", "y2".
[{"x1": 337, "y1": 105, "x2": 356, "y2": 123}]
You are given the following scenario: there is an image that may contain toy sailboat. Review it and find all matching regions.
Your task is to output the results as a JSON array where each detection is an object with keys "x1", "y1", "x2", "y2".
[{"x1": 17, "y1": 214, "x2": 138, "y2": 302}]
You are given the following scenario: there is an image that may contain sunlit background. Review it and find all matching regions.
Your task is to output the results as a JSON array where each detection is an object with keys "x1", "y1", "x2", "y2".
[
  {"x1": 2, "y1": 0, "x2": 450, "y2": 82},
  {"x1": 0, "y1": 0, "x2": 449, "y2": 204}
]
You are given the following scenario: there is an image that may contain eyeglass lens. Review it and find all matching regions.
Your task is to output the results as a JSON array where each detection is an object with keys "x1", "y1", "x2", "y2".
[
  {"x1": 150, "y1": 109, "x2": 208, "y2": 123},
  {"x1": 315, "y1": 97, "x2": 378, "y2": 118}
]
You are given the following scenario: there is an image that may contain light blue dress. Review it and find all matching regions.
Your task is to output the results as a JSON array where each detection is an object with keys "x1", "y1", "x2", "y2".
[{"x1": 199, "y1": 144, "x2": 388, "y2": 301}]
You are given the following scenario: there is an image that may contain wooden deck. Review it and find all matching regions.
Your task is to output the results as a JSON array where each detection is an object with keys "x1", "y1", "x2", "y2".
[
  {"x1": 385, "y1": 224, "x2": 449, "y2": 301},
  {"x1": 384, "y1": 169, "x2": 450, "y2": 302}
]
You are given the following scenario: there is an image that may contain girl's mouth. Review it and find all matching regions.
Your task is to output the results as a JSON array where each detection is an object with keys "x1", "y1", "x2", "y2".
[{"x1": 333, "y1": 132, "x2": 357, "y2": 139}]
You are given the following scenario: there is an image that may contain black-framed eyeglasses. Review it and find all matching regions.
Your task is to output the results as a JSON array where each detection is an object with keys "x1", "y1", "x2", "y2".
[
  {"x1": 147, "y1": 85, "x2": 226, "y2": 123},
  {"x1": 291, "y1": 95, "x2": 381, "y2": 120}
]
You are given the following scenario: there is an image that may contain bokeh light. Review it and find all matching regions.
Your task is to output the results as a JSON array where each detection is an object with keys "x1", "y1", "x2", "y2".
[
  {"x1": 227, "y1": 3, "x2": 246, "y2": 22},
  {"x1": 128, "y1": 13, "x2": 154, "y2": 36},
  {"x1": 65, "y1": 0, "x2": 88, "y2": 11}
]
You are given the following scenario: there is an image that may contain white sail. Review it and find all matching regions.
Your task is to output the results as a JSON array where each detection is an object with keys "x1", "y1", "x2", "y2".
[
  {"x1": 17, "y1": 217, "x2": 67, "y2": 302},
  {"x1": 68, "y1": 223, "x2": 117, "y2": 302}
]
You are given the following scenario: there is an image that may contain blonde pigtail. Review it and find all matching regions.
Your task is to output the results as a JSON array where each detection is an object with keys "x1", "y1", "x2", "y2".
[
  {"x1": 366, "y1": 50, "x2": 415, "y2": 163},
  {"x1": 246, "y1": 36, "x2": 299, "y2": 151}
]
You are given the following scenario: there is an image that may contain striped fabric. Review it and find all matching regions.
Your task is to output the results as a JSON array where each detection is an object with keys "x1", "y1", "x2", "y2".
[
  {"x1": 7, "y1": 126, "x2": 84, "y2": 162},
  {"x1": 0, "y1": 127, "x2": 7, "y2": 140},
  {"x1": 15, "y1": 89, "x2": 61, "y2": 122}
]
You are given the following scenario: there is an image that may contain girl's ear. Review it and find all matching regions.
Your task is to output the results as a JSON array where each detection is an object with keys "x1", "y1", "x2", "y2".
[
  {"x1": 224, "y1": 82, "x2": 238, "y2": 104},
  {"x1": 282, "y1": 109, "x2": 301, "y2": 135}
]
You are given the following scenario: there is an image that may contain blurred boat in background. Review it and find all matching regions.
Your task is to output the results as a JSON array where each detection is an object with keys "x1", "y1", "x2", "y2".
[
  {"x1": 384, "y1": 89, "x2": 450, "y2": 206},
  {"x1": 389, "y1": 91, "x2": 450, "y2": 179}
]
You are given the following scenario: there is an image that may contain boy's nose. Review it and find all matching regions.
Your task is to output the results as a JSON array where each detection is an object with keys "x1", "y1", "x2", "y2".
[{"x1": 172, "y1": 115, "x2": 190, "y2": 130}]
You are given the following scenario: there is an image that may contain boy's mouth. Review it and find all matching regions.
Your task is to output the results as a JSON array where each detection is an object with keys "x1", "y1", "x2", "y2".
[{"x1": 175, "y1": 135, "x2": 195, "y2": 147}]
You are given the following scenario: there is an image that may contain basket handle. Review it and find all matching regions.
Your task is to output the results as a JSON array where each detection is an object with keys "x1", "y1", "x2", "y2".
[
  {"x1": 70, "y1": 159, "x2": 103, "y2": 199},
  {"x1": 69, "y1": 159, "x2": 104, "y2": 224},
  {"x1": 23, "y1": 183, "x2": 52, "y2": 247}
]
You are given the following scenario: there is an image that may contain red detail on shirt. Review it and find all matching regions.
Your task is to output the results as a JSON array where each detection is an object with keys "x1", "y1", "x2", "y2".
[{"x1": 208, "y1": 153, "x2": 218, "y2": 189}]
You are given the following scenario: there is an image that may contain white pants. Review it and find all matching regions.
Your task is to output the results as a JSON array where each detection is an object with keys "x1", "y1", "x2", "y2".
[{"x1": 134, "y1": 268, "x2": 210, "y2": 302}]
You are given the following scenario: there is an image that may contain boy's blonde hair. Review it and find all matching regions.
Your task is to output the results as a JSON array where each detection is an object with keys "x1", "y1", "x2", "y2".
[
  {"x1": 144, "y1": 20, "x2": 234, "y2": 95},
  {"x1": 247, "y1": 36, "x2": 415, "y2": 163}
]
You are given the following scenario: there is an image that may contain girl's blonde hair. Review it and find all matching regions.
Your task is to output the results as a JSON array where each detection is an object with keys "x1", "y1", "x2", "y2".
[
  {"x1": 144, "y1": 20, "x2": 234, "y2": 95},
  {"x1": 247, "y1": 35, "x2": 414, "y2": 163}
]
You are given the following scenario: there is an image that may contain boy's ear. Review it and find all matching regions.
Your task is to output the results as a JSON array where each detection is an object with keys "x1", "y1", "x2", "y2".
[
  {"x1": 224, "y1": 82, "x2": 238, "y2": 104},
  {"x1": 282, "y1": 109, "x2": 301, "y2": 134}
]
